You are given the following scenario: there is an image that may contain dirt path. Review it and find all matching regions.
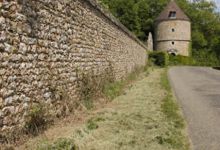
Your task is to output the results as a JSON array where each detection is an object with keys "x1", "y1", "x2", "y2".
[
  {"x1": 169, "y1": 67, "x2": 220, "y2": 150},
  {"x1": 18, "y1": 68, "x2": 189, "y2": 150}
]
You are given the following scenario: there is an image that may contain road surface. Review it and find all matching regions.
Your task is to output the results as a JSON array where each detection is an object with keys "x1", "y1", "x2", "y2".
[{"x1": 168, "y1": 67, "x2": 220, "y2": 150}]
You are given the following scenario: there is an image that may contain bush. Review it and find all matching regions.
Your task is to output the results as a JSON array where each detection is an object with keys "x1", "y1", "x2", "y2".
[
  {"x1": 169, "y1": 55, "x2": 195, "y2": 66},
  {"x1": 192, "y1": 49, "x2": 220, "y2": 66},
  {"x1": 149, "y1": 51, "x2": 169, "y2": 67},
  {"x1": 168, "y1": 50, "x2": 220, "y2": 67},
  {"x1": 24, "y1": 104, "x2": 48, "y2": 135},
  {"x1": 79, "y1": 68, "x2": 114, "y2": 109}
]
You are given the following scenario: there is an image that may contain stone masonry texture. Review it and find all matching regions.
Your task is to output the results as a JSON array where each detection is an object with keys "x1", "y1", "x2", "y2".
[
  {"x1": 155, "y1": 20, "x2": 191, "y2": 56},
  {"x1": 155, "y1": 0, "x2": 191, "y2": 56},
  {"x1": 0, "y1": 0, "x2": 147, "y2": 138}
]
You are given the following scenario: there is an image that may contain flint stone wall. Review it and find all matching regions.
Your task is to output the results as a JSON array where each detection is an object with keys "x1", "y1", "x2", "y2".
[{"x1": 0, "y1": 0, "x2": 147, "y2": 134}]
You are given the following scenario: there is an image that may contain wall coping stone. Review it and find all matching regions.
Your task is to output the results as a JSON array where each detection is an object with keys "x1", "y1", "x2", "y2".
[{"x1": 85, "y1": 0, "x2": 148, "y2": 50}]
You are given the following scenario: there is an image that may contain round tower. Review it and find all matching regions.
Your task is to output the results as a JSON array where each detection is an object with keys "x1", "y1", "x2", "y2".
[{"x1": 155, "y1": 0, "x2": 191, "y2": 56}]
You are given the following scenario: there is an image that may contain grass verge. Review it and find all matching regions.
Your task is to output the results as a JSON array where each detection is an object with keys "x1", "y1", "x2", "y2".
[
  {"x1": 103, "y1": 66, "x2": 148, "y2": 101},
  {"x1": 17, "y1": 67, "x2": 191, "y2": 150},
  {"x1": 79, "y1": 66, "x2": 147, "y2": 110},
  {"x1": 36, "y1": 138, "x2": 78, "y2": 150},
  {"x1": 160, "y1": 68, "x2": 190, "y2": 149}
]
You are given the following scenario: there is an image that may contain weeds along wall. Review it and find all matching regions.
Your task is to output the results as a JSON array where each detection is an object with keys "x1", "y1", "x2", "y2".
[{"x1": 0, "y1": 0, "x2": 147, "y2": 136}]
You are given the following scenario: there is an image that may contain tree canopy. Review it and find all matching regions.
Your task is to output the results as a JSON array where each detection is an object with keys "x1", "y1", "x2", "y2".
[{"x1": 99, "y1": 0, "x2": 220, "y2": 62}]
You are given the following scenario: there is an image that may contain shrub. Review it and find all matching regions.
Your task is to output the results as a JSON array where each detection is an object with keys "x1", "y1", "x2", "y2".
[
  {"x1": 78, "y1": 68, "x2": 114, "y2": 109},
  {"x1": 24, "y1": 104, "x2": 48, "y2": 135},
  {"x1": 79, "y1": 74, "x2": 96, "y2": 109},
  {"x1": 169, "y1": 55, "x2": 195, "y2": 66},
  {"x1": 168, "y1": 50, "x2": 220, "y2": 67},
  {"x1": 149, "y1": 51, "x2": 169, "y2": 67},
  {"x1": 192, "y1": 49, "x2": 220, "y2": 66}
]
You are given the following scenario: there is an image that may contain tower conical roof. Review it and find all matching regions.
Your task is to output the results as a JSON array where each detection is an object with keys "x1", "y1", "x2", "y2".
[{"x1": 155, "y1": 0, "x2": 190, "y2": 22}]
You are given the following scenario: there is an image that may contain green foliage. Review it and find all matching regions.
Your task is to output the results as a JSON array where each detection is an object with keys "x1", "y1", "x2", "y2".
[
  {"x1": 37, "y1": 138, "x2": 78, "y2": 150},
  {"x1": 79, "y1": 74, "x2": 96, "y2": 109},
  {"x1": 86, "y1": 116, "x2": 106, "y2": 131},
  {"x1": 103, "y1": 81, "x2": 124, "y2": 100},
  {"x1": 162, "y1": 93, "x2": 184, "y2": 129},
  {"x1": 169, "y1": 55, "x2": 195, "y2": 66},
  {"x1": 160, "y1": 69, "x2": 189, "y2": 150},
  {"x1": 161, "y1": 70, "x2": 185, "y2": 129},
  {"x1": 79, "y1": 65, "x2": 145, "y2": 109},
  {"x1": 192, "y1": 31, "x2": 208, "y2": 49},
  {"x1": 192, "y1": 49, "x2": 220, "y2": 66},
  {"x1": 210, "y1": 36, "x2": 220, "y2": 59},
  {"x1": 103, "y1": 66, "x2": 144, "y2": 100},
  {"x1": 149, "y1": 51, "x2": 169, "y2": 67},
  {"x1": 169, "y1": 51, "x2": 220, "y2": 67},
  {"x1": 99, "y1": 0, "x2": 169, "y2": 40},
  {"x1": 86, "y1": 119, "x2": 99, "y2": 130},
  {"x1": 79, "y1": 69, "x2": 114, "y2": 110},
  {"x1": 24, "y1": 104, "x2": 48, "y2": 135},
  {"x1": 188, "y1": 42, "x2": 192, "y2": 56}
]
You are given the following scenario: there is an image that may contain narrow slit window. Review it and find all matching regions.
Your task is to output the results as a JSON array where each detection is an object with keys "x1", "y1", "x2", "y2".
[
  {"x1": 172, "y1": 41, "x2": 175, "y2": 45},
  {"x1": 172, "y1": 28, "x2": 175, "y2": 32},
  {"x1": 169, "y1": 11, "x2": 176, "y2": 18}
]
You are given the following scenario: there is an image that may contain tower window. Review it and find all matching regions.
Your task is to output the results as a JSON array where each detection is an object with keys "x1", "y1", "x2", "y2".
[
  {"x1": 169, "y1": 11, "x2": 176, "y2": 18},
  {"x1": 172, "y1": 28, "x2": 175, "y2": 32},
  {"x1": 172, "y1": 41, "x2": 175, "y2": 45}
]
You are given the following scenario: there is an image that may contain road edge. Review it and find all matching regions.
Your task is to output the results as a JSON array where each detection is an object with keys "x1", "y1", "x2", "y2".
[{"x1": 167, "y1": 67, "x2": 194, "y2": 150}]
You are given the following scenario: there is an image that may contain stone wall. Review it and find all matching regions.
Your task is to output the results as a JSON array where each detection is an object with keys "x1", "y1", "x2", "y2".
[
  {"x1": 147, "y1": 32, "x2": 153, "y2": 51},
  {"x1": 0, "y1": 0, "x2": 147, "y2": 137}
]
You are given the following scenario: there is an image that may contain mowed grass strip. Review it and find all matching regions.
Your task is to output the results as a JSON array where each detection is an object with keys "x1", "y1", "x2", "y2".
[
  {"x1": 20, "y1": 68, "x2": 190, "y2": 150},
  {"x1": 160, "y1": 69, "x2": 190, "y2": 150}
]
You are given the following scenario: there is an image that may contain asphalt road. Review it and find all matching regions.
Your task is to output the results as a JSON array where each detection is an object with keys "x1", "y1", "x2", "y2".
[{"x1": 168, "y1": 67, "x2": 220, "y2": 150}]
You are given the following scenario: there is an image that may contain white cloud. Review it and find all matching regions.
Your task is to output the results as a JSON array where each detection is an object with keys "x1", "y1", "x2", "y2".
[
  {"x1": 189, "y1": 0, "x2": 220, "y2": 11},
  {"x1": 213, "y1": 0, "x2": 220, "y2": 11},
  {"x1": 207, "y1": 0, "x2": 220, "y2": 9}
]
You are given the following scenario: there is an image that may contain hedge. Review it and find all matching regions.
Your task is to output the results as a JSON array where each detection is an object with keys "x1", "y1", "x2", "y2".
[{"x1": 149, "y1": 51, "x2": 169, "y2": 67}]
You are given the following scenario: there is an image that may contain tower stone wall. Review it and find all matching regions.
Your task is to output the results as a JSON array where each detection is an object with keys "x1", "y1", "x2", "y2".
[
  {"x1": 155, "y1": 20, "x2": 191, "y2": 56},
  {"x1": 155, "y1": 0, "x2": 191, "y2": 56}
]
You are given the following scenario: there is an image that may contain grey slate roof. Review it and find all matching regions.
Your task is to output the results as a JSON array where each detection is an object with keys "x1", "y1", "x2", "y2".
[{"x1": 155, "y1": 0, "x2": 190, "y2": 22}]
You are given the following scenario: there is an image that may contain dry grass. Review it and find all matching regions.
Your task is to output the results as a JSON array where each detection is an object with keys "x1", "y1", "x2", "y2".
[{"x1": 16, "y1": 68, "x2": 190, "y2": 150}]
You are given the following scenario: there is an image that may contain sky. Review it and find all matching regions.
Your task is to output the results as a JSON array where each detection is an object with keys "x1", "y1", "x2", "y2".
[
  {"x1": 189, "y1": 0, "x2": 220, "y2": 11},
  {"x1": 206, "y1": 0, "x2": 220, "y2": 11},
  {"x1": 212, "y1": 0, "x2": 220, "y2": 11}
]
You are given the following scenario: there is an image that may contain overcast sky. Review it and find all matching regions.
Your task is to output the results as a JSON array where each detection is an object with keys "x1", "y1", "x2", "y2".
[
  {"x1": 207, "y1": 0, "x2": 220, "y2": 11},
  {"x1": 189, "y1": 0, "x2": 220, "y2": 11},
  {"x1": 214, "y1": 0, "x2": 220, "y2": 10}
]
